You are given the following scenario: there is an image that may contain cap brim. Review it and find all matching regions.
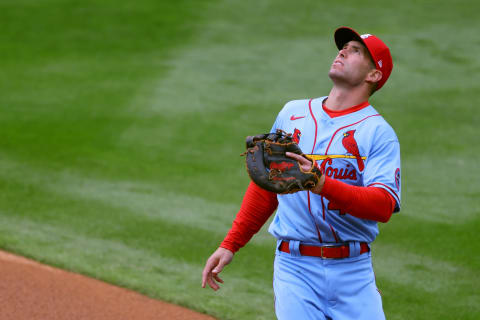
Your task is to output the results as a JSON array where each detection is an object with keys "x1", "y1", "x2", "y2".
[{"x1": 334, "y1": 27, "x2": 364, "y2": 50}]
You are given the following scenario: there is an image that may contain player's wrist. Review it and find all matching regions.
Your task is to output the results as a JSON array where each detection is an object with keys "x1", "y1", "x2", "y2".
[
  {"x1": 311, "y1": 174, "x2": 325, "y2": 194},
  {"x1": 307, "y1": 159, "x2": 324, "y2": 194},
  {"x1": 218, "y1": 246, "x2": 235, "y2": 255}
]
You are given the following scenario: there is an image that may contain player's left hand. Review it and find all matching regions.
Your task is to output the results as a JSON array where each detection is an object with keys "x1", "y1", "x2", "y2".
[{"x1": 286, "y1": 152, "x2": 325, "y2": 194}]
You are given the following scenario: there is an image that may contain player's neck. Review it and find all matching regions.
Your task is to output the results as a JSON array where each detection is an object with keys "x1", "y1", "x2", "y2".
[{"x1": 325, "y1": 86, "x2": 370, "y2": 111}]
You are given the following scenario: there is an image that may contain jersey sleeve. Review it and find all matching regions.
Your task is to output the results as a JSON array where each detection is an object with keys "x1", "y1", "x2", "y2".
[
  {"x1": 270, "y1": 116, "x2": 281, "y2": 133},
  {"x1": 363, "y1": 138, "x2": 401, "y2": 212},
  {"x1": 270, "y1": 100, "x2": 303, "y2": 133}
]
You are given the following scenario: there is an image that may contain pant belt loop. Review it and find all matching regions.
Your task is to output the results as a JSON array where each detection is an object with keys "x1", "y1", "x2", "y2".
[
  {"x1": 289, "y1": 240, "x2": 301, "y2": 257},
  {"x1": 348, "y1": 241, "x2": 361, "y2": 258}
]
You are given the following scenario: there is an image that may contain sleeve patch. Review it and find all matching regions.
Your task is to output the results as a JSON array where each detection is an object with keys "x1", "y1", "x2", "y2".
[{"x1": 395, "y1": 168, "x2": 401, "y2": 191}]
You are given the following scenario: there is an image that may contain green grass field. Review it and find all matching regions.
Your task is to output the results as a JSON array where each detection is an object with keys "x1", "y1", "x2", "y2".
[{"x1": 0, "y1": 0, "x2": 479, "y2": 319}]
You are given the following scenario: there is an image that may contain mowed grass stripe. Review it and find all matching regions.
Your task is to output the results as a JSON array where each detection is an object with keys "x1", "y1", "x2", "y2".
[
  {"x1": 379, "y1": 277, "x2": 479, "y2": 320},
  {"x1": 0, "y1": 157, "x2": 231, "y2": 258},
  {"x1": 373, "y1": 242, "x2": 478, "y2": 306},
  {"x1": 402, "y1": 155, "x2": 479, "y2": 224},
  {"x1": 0, "y1": 154, "x2": 276, "y2": 244},
  {"x1": 0, "y1": 0, "x2": 214, "y2": 174}
]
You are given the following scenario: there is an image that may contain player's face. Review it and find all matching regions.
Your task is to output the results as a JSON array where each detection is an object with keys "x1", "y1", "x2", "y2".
[{"x1": 328, "y1": 40, "x2": 376, "y2": 87}]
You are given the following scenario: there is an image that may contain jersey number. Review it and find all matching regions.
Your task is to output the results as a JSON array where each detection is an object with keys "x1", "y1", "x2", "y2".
[{"x1": 327, "y1": 202, "x2": 347, "y2": 216}]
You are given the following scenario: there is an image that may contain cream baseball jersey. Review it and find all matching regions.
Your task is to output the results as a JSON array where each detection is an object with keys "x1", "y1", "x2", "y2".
[{"x1": 268, "y1": 96, "x2": 401, "y2": 244}]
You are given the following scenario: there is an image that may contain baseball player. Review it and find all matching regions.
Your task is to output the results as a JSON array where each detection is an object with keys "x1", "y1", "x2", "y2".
[{"x1": 202, "y1": 26, "x2": 400, "y2": 320}]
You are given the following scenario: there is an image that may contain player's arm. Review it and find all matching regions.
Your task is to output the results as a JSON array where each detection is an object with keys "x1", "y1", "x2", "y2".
[
  {"x1": 317, "y1": 176, "x2": 395, "y2": 222},
  {"x1": 201, "y1": 182, "x2": 278, "y2": 290},
  {"x1": 287, "y1": 152, "x2": 395, "y2": 222}
]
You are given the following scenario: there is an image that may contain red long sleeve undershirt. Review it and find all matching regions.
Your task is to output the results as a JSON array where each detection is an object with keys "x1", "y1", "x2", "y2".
[
  {"x1": 220, "y1": 182, "x2": 278, "y2": 253},
  {"x1": 319, "y1": 176, "x2": 396, "y2": 223},
  {"x1": 220, "y1": 178, "x2": 396, "y2": 253}
]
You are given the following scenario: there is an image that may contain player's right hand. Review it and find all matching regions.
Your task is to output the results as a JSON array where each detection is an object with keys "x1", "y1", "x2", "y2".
[
  {"x1": 286, "y1": 152, "x2": 326, "y2": 194},
  {"x1": 201, "y1": 247, "x2": 234, "y2": 291}
]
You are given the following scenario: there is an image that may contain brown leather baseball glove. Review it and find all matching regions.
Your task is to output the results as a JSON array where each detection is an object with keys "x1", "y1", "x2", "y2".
[{"x1": 243, "y1": 129, "x2": 322, "y2": 194}]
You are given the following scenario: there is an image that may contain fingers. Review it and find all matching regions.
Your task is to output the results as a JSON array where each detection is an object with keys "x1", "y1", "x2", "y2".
[
  {"x1": 286, "y1": 152, "x2": 312, "y2": 171},
  {"x1": 202, "y1": 264, "x2": 221, "y2": 291},
  {"x1": 201, "y1": 256, "x2": 226, "y2": 291},
  {"x1": 213, "y1": 273, "x2": 224, "y2": 284},
  {"x1": 206, "y1": 273, "x2": 220, "y2": 291},
  {"x1": 207, "y1": 272, "x2": 223, "y2": 291},
  {"x1": 285, "y1": 151, "x2": 300, "y2": 160},
  {"x1": 212, "y1": 258, "x2": 226, "y2": 274},
  {"x1": 286, "y1": 152, "x2": 309, "y2": 164},
  {"x1": 202, "y1": 248, "x2": 234, "y2": 291},
  {"x1": 207, "y1": 259, "x2": 227, "y2": 290},
  {"x1": 205, "y1": 267, "x2": 223, "y2": 291},
  {"x1": 201, "y1": 259, "x2": 215, "y2": 288}
]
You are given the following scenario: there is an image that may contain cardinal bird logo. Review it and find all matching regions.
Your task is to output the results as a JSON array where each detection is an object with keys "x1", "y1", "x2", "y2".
[
  {"x1": 293, "y1": 128, "x2": 301, "y2": 144},
  {"x1": 342, "y1": 130, "x2": 364, "y2": 172}
]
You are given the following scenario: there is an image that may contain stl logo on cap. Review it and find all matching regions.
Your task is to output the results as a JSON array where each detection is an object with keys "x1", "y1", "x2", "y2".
[{"x1": 361, "y1": 34, "x2": 372, "y2": 39}]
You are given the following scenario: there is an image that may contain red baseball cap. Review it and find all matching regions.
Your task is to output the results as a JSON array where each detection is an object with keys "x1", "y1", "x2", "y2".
[{"x1": 334, "y1": 27, "x2": 393, "y2": 91}]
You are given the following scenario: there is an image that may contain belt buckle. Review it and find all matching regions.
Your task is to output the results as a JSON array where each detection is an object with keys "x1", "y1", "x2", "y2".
[{"x1": 320, "y1": 243, "x2": 343, "y2": 259}]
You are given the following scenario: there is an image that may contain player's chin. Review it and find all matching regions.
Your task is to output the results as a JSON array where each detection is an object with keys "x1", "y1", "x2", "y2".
[{"x1": 328, "y1": 69, "x2": 345, "y2": 81}]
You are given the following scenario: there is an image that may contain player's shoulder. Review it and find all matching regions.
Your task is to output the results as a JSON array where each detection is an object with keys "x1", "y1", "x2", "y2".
[
  {"x1": 280, "y1": 98, "x2": 311, "y2": 112},
  {"x1": 274, "y1": 98, "x2": 311, "y2": 121},
  {"x1": 278, "y1": 97, "x2": 324, "y2": 116},
  {"x1": 271, "y1": 98, "x2": 316, "y2": 132},
  {"x1": 362, "y1": 105, "x2": 399, "y2": 142}
]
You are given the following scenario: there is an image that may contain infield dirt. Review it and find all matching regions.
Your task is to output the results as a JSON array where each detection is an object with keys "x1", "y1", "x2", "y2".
[{"x1": 0, "y1": 250, "x2": 215, "y2": 320}]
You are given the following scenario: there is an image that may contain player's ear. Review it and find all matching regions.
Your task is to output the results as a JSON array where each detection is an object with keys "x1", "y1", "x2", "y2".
[{"x1": 366, "y1": 69, "x2": 382, "y2": 85}]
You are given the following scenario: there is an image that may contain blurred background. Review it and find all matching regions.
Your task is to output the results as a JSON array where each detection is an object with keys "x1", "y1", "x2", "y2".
[{"x1": 0, "y1": 0, "x2": 478, "y2": 319}]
